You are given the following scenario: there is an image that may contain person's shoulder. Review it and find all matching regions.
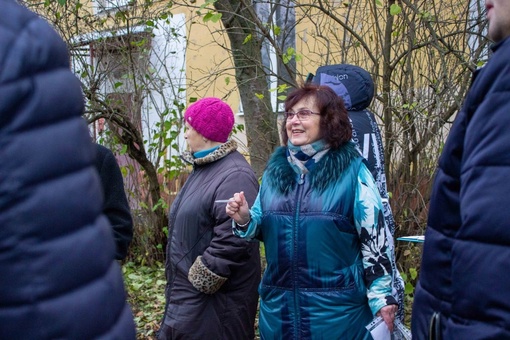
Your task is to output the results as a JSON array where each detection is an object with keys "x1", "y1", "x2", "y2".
[
  {"x1": 223, "y1": 150, "x2": 256, "y2": 172},
  {"x1": 95, "y1": 143, "x2": 110, "y2": 154},
  {"x1": 94, "y1": 143, "x2": 117, "y2": 168},
  {"x1": 269, "y1": 146, "x2": 287, "y2": 159},
  {"x1": 493, "y1": 36, "x2": 510, "y2": 52},
  {"x1": 486, "y1": 38, "x2": 510, "y2": 71}
]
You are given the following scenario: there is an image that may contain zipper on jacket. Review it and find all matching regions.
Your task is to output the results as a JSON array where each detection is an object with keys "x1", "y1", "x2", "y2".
[{"x1": 292, "y1": 173, "x2": 305, "y2": 338}]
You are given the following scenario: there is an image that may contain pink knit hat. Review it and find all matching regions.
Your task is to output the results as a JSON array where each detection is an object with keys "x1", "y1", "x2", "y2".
[{"x1": 184, "y1": 97, "x2": 235, "y2": 143}]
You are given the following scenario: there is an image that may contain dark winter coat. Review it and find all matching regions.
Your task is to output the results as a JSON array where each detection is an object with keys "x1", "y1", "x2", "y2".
[
  {"x1": 0, "y1": 1, "x2": 136, "y2": 339},
  {"x1": 159, "y1": 140, "x2": 261, "y2": 340},
  {"x1": 312, "y1": 63, "x2": 405, "y2": 321},
  {"x1": 95, "y1": 143, "x2": 133, "y2": 260},
  {"x1": 412, "y1": 37, "x2": 510, "y2": 338},
  {"x1": 312, "y1": 64, "x2": 396, "y2": 233}
]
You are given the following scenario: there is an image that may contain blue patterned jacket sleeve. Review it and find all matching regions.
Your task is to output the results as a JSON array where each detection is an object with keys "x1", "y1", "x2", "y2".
[
  {"x1": 355, "y1": 163, "x2": 397, "y2": 315},
  {"x1": 232, "y1": 192, "x2": 262, "y2": 240}
]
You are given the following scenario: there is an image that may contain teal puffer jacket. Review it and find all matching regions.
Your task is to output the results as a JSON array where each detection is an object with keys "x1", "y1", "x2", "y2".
[{"x1": 235, "y1": 142, "x2": 396, "y2": 339}]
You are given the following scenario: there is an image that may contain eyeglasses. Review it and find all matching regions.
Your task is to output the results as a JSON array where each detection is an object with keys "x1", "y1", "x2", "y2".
[{"x1": 284, "y1": 109, "x2": 320, "y2": 121}]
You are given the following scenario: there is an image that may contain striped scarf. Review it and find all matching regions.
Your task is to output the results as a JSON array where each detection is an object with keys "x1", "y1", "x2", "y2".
[{"x1": 286, "y1": 139, "x2": 330, "y2": 175}]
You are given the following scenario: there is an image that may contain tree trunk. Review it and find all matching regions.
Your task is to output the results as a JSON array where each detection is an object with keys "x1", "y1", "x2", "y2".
[{"x1": 214, "y1": 0, "x2": 279, "y2": 178}]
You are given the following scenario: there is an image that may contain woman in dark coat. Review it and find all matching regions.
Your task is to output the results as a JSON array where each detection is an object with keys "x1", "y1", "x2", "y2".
[
  {"x1": 0, "y1": 1, "x2": 136, "y2": 338},
  {"x1": 158, "y1": 98, "x2": 261, "y2": 339}
]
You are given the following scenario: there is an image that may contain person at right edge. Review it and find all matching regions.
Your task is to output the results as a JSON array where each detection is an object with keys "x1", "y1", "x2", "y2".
[
  {"x1": 412, "y1": 0, "x2": 510, "y2": 338},
  {"x1": 227, "y1": 83, "x2": 397, "y2": 339},
  {"x1": 0, "y1": 1, "x2": 136, "y2": 338}
]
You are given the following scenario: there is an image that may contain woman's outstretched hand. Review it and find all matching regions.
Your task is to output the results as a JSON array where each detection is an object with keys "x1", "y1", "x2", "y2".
[{"x1": 226, "y1": 191, "x2": 251, "y2": 225}]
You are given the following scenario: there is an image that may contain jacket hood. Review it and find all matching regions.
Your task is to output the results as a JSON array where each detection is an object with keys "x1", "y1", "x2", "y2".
[{"x1": 311, "y1": 64, "x2": 375, "y2": 111}]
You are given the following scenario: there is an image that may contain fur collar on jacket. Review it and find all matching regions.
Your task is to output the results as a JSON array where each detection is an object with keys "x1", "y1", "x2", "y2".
[
  {"x1": 181, "y1": 139, "x2": 238, "y2": 166},
  {"x1": 265, "y1": 142, "x2": 361, "y2": 195}
]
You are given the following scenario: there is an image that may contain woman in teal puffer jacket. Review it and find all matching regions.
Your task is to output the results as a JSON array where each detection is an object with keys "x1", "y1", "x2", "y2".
[{"x1": 227, "y1": 83, "x2": 398, "y2": 339}]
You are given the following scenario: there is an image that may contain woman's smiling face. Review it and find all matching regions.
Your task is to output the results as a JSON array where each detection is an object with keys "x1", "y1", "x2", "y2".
[{"x1": 285, "y1": 96, "x2": 322, "y2": 146}]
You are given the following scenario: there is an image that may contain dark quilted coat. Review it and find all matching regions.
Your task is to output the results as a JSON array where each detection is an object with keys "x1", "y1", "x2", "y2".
[
  {"x1": 159, "y1": 141, "x2": 261, "y2": 340},
  {"x1": 0, "y1": 1, "x2": 136, "y2": 338},
  {"x1": 412, "y1": 37, "x2": 510, "y2": 339}
]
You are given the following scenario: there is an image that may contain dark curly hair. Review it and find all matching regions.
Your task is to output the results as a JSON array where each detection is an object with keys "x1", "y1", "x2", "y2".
[{"x1": 281, "y1": 83, "x2": 352, "y2": 149}]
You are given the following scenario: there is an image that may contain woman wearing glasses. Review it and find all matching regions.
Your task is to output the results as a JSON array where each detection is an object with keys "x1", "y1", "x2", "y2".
[{"x1": 226, "y1": 83, "x2": 398, "y2": 339}]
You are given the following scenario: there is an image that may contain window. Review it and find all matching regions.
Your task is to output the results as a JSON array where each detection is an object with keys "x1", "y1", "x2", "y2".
[
  {"x1": 93, "y1": 33, "x2": 150, "y2": 131},
  {"x1": 70, "y1": 15, "x2": 187, "y2": 154},
  {"x1": 94, "y1": 0, "x2": 131, "y2": 14}
]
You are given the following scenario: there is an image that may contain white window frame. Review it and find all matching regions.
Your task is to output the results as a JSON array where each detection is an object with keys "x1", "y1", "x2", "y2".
[{"x1": 94, "y1": 0, "x2": 131, "y2": 15}]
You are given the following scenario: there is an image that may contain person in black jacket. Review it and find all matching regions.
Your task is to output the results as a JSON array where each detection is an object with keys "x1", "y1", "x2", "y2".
[
  {"x1": 412, "y1": 0, "x2": 510, "y2": 338},
  {"x1": 95, "y1": 143, "x2": 134, "y2": 260},
  {"x1": 0, "y1": 1, "x2": 136, "y2": 338},
  {"x1": 310, "y1": 64, "x2": 405, "y2": 322}
]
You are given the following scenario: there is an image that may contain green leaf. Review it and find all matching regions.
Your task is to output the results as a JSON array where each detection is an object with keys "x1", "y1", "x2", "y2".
[
  {"x1": 210, "y1": 13, "x2": 222, "y2": 23},
  {"x1": 410, "y1": 267, "x2": 418, "y2": 280},
  {"x1": 131, "y1": 282, "x2": 143, "y2": 291},
  {"x1": 243, "y1": 34, "x2": 253, "y2": 45},
  {"x1": 57, "y1": 0, "x2": 67, "y2": 5},
  {"x1": 128, "y1": 273, "x2": 141, "y2": 280},
  {"x1": 203, "y1": 12, "x2": 222, "y2": 23},
  {"x1": 405, "y1": 282, "x2": 415, "y2": 294},
  {"x1": 390, "y1": 4, "x2": 402, "y2": 15},
  {"x1": 202, "y1": 12, "x2": 214, "y2": 22}
]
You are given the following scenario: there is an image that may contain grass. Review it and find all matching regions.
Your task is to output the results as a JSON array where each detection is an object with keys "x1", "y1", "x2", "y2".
[
  {"x1": 123, "y1": 242, "x2": 413, "y2": 338},
  {"x1": 123, "y1": 261, "x2": 166, "y2": 339}
]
